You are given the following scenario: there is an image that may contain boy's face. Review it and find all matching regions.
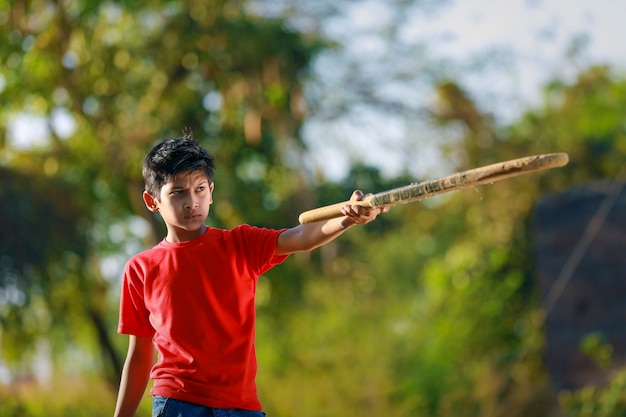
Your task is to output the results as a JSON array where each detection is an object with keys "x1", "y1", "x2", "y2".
[{"x1": 143, "y1": 170, "x2": 214, "y2": 242}]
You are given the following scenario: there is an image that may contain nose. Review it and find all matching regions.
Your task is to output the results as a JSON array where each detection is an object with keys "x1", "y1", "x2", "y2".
[{"x1": 185, "y1": 199, "x2": 199, "y2": 209}]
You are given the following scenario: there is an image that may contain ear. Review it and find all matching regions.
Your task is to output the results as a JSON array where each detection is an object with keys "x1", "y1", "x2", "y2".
[{"x1": 143, "y1": 191, "x2": 159, "y2": 212}]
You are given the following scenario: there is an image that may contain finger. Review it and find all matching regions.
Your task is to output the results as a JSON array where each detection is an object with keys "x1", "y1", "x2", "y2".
[
  {"x1": 341, "y1": 204, "x2": 360, "y2": 217},
  {"x1": 341, "y1": 204, "x2": 364, "y2": 221},
  {"x1": 350, "y1": 190, "x2": 365, "y2": 202}
]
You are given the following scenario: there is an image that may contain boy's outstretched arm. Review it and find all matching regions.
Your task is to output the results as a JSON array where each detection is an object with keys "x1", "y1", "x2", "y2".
[
  {"x1": 276, "y1": 190, "x2": 388, "y2": 255},
  {"x1": 113, "y1": 335, "x2": 155, "y2": 417}
]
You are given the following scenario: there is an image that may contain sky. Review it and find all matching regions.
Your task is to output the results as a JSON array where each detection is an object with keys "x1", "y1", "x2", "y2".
[
  {"x1": 341, "y1": 0, "x2": 625, "y2": 113},
  {"x1": 8, "y1": 0, "x2": 626, "y2": 175},
  {"x1": 408, "y1": 0, "x2": 625, "y2": 112},
  {"x1": 297, "y1": 0, "x2": 626, "y2": 181}
]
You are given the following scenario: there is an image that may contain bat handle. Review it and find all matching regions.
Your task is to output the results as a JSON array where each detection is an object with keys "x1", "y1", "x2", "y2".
[
  {"x1": 298, "y1": 198, "x2": 375, "y2": 224},
  {"x1": 298, "y1": 201, "x2": 349, "y2": 224}
]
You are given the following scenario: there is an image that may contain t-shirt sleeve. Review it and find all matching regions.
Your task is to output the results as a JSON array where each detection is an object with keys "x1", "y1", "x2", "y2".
[
  {"x1": 118, "y1": 258, "x2": 155, "y2": 337},
  {"x1": 237, "y1": 225, "x2": 290, "y2": 276},
  {"x1": 263, "y1": 229, "x2": 290, "y2": 274}
]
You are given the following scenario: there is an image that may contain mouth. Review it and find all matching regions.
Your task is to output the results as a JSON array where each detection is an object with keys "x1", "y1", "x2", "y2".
[{"x1": 185, "y1": 212, "x2": 203, "y2": 221}]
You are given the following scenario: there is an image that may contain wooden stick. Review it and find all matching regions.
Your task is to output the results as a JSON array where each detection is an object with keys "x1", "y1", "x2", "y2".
[{"x1": 298, "y1": 153, "x2": 569, "y2": 224}]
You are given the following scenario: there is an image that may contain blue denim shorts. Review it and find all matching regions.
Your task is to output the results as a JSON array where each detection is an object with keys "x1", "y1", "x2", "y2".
[{"x1": 152, "y1": 396, "x2": 266, "y2": 417}]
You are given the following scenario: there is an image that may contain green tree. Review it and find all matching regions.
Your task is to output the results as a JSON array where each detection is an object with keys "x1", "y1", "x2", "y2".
[
  {"x1": 388, "y1": 66, "x2": 626, "y2": 417},
  {"x1": 255, "y1": 67, "x2": 626, "y2": 417},
  {"x1": 0, "y1": 0, "x2": 320, "y2": 390}
]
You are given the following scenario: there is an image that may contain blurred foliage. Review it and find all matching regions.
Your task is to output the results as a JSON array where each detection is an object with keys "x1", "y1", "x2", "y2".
[
  {"x1": 0, "y1": 376, "x2": 149, "y2": 417},
  {"x1": 0, "y1": 0, "x2": 321, "y2": 392},
  {"x1": 560, "y1": 368, "x2": 626, "y2": 417},
  {"x1": 1, "y1": 0, "x2": 626, "y2": 417},
  {"x1": 256, "y1": 65, "x2": 626, "y2": 417},
  {"x1": 0, "y1": 166, "x2": 95, "y2": 366}
]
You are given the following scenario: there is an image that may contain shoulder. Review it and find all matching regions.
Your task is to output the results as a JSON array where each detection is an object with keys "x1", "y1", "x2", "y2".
[
  {"x1": 219, "y1": 225, "x2": 286, "y2": 256},
  {"x1": 124, "y1": 243, "x2": 166, "y2": 273},
  {"x1": 228, "y1": 224, "x2": 285, "y2": 241},
  {"x1": 128, "y1": 243, "x2": 164, "y2": 261},
  {"x1": 231, "y1": 223, "x2": 282, "y2": 234}
]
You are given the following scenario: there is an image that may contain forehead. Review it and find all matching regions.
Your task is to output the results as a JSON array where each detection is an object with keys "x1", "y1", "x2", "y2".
[{"x1": 165, "y1": 170, "x2": 210, "y2": 188}]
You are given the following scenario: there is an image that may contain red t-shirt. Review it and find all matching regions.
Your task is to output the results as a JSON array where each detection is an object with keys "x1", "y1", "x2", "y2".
[{"x1": 118, "y1": 224, "x2": 288, "y2": 410}]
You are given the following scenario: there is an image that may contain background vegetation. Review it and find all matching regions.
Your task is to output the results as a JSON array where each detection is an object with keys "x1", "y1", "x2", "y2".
[{"x1": 1, "y1": 0, "x2": 625, "y2": 416}]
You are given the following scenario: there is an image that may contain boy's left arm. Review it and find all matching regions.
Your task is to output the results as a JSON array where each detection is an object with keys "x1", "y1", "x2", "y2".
[
  {"x1": 113, "y1": 335, "x2": 155, "y2": 417},
  {"x1": 276, "y1": 190, "x2": 387, "y2": 255}
]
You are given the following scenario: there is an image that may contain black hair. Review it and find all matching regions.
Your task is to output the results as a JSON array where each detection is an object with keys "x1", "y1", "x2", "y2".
[{"x1": 142, "y1": 131, "x2": 215, "y2": 198}]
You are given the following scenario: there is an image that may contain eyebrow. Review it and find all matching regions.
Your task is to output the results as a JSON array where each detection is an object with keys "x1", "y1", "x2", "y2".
[{"x1": 169, "y1": 179, "x2": 209, "y2": 190}]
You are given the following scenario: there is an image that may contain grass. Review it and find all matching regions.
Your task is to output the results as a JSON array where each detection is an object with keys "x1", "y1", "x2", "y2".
[{"x1": 1, "y1": 375, "x2": 152, "y2": 417}]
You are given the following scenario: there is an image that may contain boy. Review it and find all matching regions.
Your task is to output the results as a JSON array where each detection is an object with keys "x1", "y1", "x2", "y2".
[{"x1": 113, "y1": 134, "x2": 387, "y2": 417}]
